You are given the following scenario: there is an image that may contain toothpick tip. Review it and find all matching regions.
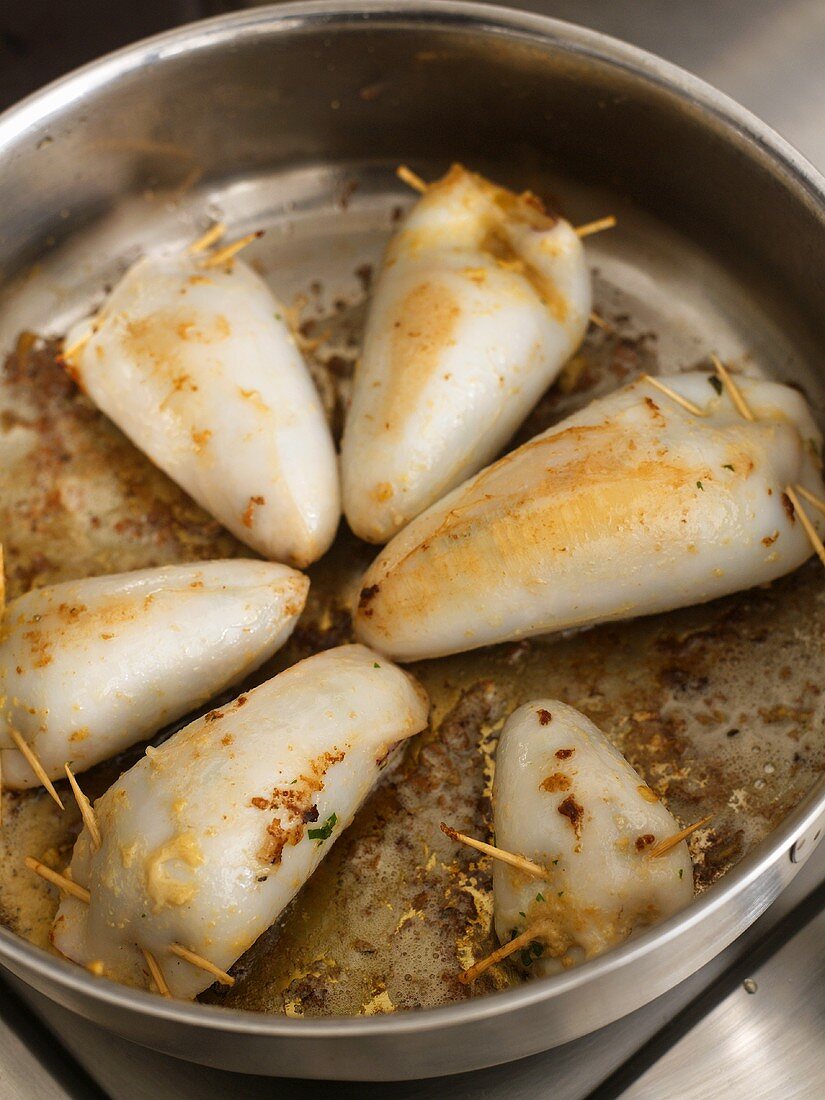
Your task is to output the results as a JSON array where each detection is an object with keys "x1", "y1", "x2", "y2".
[
  {"x1": 63, "y1": 762, "x2": 101, "y2": 850},
  {"x1": 170, "y1": 942, "x2": 235, "y2": 986},
  {"x1": 785, "y1": 485, "x2": 825, "y2": 568},
  {"x1": 201, "y1": 230, "x2": 264, "y2": 269},
  {"x1": 710, "y1": 354, "x2": 755, "y2": 421},
  {"x1": 7, "y1": 728, "x2": 64, "y2": 809},
  {"x1": 24, "y1": 855, "x2": 90, "y2": 903},
  {"x1": 186, "y1": 220, "x2": 227, "y2": 254},
  {"x1": 648, "y1": 814, "x2": 713, "y2": 858},
  {"x1": 575, "y1": 214, "x2": 617, "y2": 238},
  {"x1": 142, "y1": 948, "x2": 173, "y2": 998},
  {"x1": 641, "y1": 374, "x2": 705, "y2": 417},
  {"x1": 441, "y1": 823, "x2": 547, "y2": 880},
  {"x1": 396, "y1": 164, "x2": 428, "y2": 194}
]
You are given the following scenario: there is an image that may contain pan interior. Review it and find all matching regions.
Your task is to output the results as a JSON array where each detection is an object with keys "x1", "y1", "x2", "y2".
[{"x1": 1, "y1": 156, "x2": 823, "y2": 1017}]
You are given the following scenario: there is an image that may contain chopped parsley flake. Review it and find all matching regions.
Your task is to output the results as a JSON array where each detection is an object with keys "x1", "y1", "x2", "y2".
[
  {"x1": 709, "y1": 375, "x2": 723, "y2": 394},
  {"x1": 678, "y1": 868, "x2": 684, "y2": 879},
  {"x1": 557, "y1": 890, "x2": 565, "y2": 898},
  {"x1": 536, "y1": 892, "x2": 545, "y2": 902},
  {"x1": 373, "y1": 662, "x2": 381, "y2": 668},
  {"x1": 552, "y1": 858, "x2": 559, "y2": 866},
  {"x1": 518, "y1": 940, "x2": 545, "y2": 968},
  {"x1": 696, "y1": 481, "x2": 704, "y2": 491},
  {"x1": 519, "y1": 911, "x2": 526, "y2": 918},
  {"x1": 308, "y1": 812, "x2": 337, "y2": 841},
  {"x1": 723, "y1": 464, "x2": 735, "y2": 471}
]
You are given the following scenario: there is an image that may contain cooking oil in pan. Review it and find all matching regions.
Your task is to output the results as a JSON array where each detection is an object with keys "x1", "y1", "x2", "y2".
[{"x1": 0, "y1": 166, "x2": 822, "y2": 1014}]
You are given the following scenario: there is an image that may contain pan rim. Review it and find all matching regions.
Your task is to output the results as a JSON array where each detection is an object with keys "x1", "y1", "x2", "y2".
[
  {"x1": 2, "y1": 781, "x2": 822, "y2": 1036},
  {"x1": 0, "y1": 0, "x2": 824, "y2": 1041}
]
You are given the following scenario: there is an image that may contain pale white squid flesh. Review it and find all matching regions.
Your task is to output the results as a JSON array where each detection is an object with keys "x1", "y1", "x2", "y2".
[
  {"x1": 51, "y1": 644, "x2": 429, "y2": 999},
  {"x1": 63, "y1": 253, "x2": 340, "y2": 568},
  {"x1": 0, "y1": 559, "x2": 308, "y2": 787},
  {"x1": 341, "y1": 164, "x2": 591, "y2": 543},
  {"x1": 355, "y1": 371, "x2": 824, "y2": 660},
  {"x1": 493, "y1": 701, "x2": 693, "y2": 976}
]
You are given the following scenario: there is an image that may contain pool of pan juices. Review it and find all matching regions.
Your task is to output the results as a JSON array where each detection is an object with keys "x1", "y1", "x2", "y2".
[{"x1": 0, "y1": 162, "x2": 823, "y2": 1017}]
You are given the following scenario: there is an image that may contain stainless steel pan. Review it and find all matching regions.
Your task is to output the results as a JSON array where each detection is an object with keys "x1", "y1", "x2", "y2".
[{"x1": 0, "y1": 0, "x2": 824, "y2": 1080}]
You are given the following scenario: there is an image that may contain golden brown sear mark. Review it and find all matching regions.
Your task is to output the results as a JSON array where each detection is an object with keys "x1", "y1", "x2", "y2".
[
  {"x1": 540, "y1": 773, "x2": 571, "y2": 793},
  {"x1": 258, "y1": 749, "x2": 346, "y2": 865},
  {"x1": 358, "y1": 584, "x2": 380, "y2": 616},
  {"x1": 242, "y1": 495, "x2": 265, "y2": 529},
  {"x1": 557, "y1": 794, "x2": 584, "y2": 838},
  {"x1": 637, "y1": 784, "x2": 659, "y2": 804}
]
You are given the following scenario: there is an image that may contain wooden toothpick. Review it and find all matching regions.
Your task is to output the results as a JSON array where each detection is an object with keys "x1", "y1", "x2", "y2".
[
  {"x1": 59, "y1": 330, "x2": 93, "y2": 364},
  {"x1": 25, "y1": 856, "x2": 90, "y2": 903},
  {"x1": 575, "y1": 215, "x2": 616, "y2": 239},
  {"x1": 458, "y1": 921, "x2": 554, "y2": 985},
  {"x1": 201, "y1": 230, "x2": 264, "y2": 268},
  {"x1": 641, "y1": 374, "x2": 705, "y2": 417},
  {"x1": 785, "y1": 486, "x2": 825, "y2": 568},
  {"x1": 589, "y1": 310, "x2": 613, "y2": 332},
  {"x1": 7, "y1": 728, "x2": 63, "y2": 809},
  {"x1": 648, "y1": 814, "x2": 712, "y2": 858},
  {"x1": 187, "y1": 221, "x2": 227, "y2": 254},
  {"x1": 142, "y1": 949, "x2": 172, "y2": 998},
  {"x1": 793, "y1": 483, "x2": 825, "y2": 518},
  {"x1": 170, "y1": 943, "x2": 235, "y2": 986},
  {"x1": 440, "y1": 822, "x2": 548, "y2": 880},
  {"x1": 64, "y1": 764, "x2": 101, "y2": 850},
  {"x1": 25, "y1": 857, "x2": 234, "y2": 994},
  {"x1": 396, "y1": 164, "x2": 428, "y2": 194},
  {"x1": 710, "y1": 354, "x2": 755, "y2": 421}
]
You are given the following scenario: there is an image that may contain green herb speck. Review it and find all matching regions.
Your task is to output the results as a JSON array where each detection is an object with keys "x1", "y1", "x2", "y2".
[
  {"x1": 517, "y1": 941, "x2": 544, "y2": 967},
  {"x1": 552, "y1": 858, "x2": 559, "y2": 866},
  {"x1": 709, "y1": 375, "x2": 723, "y2": 394},
  {"x1": 308, "y1": 812, "x2": 337, "y2": 842},
  {"x1": 678, "y1": 868, "x2": 684, "y2": 879},
  {"x1": 518, "y1": 911, "x2": 526, "y2": 919},
  {"x1": 557, "y1": 890, "x2": 565, "y2": 898},
  {"x1": 723, "y1": 464, "x2": 734, "y2": 471},
  {"x1": 536, "y1": 892, "x2": 545, "y2": 902},
  {"x1": 373, "y1": 662, "x2": 381, "y2": 668},
  {"x1": 696, "y1": 480, "x2": 704, "y2": 491}
]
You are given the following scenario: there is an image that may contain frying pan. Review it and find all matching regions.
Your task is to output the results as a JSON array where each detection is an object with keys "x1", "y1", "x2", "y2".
[{"x1": 0, "y1": 0, "x2": 824, "y2": 1080}]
